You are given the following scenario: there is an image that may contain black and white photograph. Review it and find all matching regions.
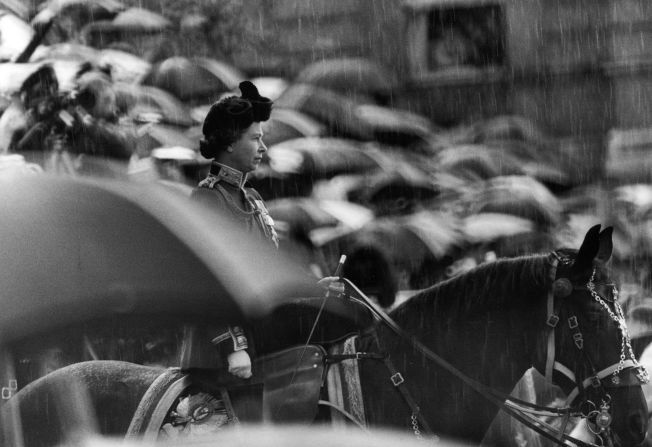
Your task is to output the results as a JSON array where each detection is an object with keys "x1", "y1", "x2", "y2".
[{"x1": 2, "y1": 1, "x2": 652, "y2": 446}]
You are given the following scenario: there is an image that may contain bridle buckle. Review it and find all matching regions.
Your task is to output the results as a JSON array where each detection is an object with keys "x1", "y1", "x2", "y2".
[
  {"x1": 391, "y1": 372, "x2": 405, "y2": 386},
  {"x1": 547, "y1": 315, "x2": 560, "y2": 328}
]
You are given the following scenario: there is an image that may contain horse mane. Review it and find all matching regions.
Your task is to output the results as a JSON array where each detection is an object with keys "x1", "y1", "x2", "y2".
[{"x1": 391, "y1": 252, "x2": 552, "y2": 322}]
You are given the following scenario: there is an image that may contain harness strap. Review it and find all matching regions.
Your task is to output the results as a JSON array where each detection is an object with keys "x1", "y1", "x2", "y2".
[
  {"x1": 545, "y1": 256, "x2": 560, "y2": 382},
  {"x1": 325, "y1": 352, "x2": 386, "y2": 363},
  {"x1": 564, "y1": 360, "x2": 638, "y2": 405},
  {"x1": 381, "y1": 354, "x2": 436, "y2": 437}
]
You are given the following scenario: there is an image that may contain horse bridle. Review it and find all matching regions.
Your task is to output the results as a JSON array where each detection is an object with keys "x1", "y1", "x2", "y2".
[
  {"x1": 329, "y1": 251, "x2": 649, "y2": 447},
  {"x1": 544, "y1": 251, "x2": 649, "y2": 441}
]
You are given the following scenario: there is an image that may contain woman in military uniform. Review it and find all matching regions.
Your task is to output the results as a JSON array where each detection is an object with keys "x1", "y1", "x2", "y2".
[{"x1": 189, "y1": 81, "x2": 277, "y2": 380}]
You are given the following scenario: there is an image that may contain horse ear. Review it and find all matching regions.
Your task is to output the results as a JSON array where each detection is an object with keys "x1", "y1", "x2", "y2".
[
  {"x1": 596, "y1": 226, "x2": 613, "y2": 263},
  {"x1": 572, "y1": 224, "x2": 601, "y2": 273}
]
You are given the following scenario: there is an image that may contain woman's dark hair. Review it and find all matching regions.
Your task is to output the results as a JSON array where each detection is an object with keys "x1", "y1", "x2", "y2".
[{"x1": 200, "y1": 81, "x2": 273, "y2": 159}]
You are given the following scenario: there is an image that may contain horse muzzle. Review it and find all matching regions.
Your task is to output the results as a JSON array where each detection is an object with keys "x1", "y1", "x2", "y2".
[{"x1": 607, "y1": 383, "x2": 648, "y2": 447}]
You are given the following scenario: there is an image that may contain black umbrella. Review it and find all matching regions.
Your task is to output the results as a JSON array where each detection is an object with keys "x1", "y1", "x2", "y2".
[
  {"x1": 29, "y1": 42, "x2": 99, "y2": 62},
  {"x1": 0, "y1": 174, "x2": 318, "y2": 343},
  {"x1": 250, "y1": 138, "x2": 380, "y2": 199},
  {"x1": 354, "y1": 104, "x2": 442, "y2": 151},
  {"x1": 141, "y1": 57, "x2": 244, "y2": 103},
  {"x1": 266, "y1": 137, "x2": 381, "y2": 179},
  {"x1": 261, "y1": 107, "x2": 326, "y2": 147},
  {"x1": 274, "y1": 84, "x2": 373, "y2": 141},
  {"x1": 113, "y1": 83, "x2": 194, "y2": 127},
  {"x1": 463, "y1": 175, "x2": 563, "y2": 228},
  {"x1": 323, "y1": 211, "x2": 464, "y2": 306},
  {"x1": 295, "y1": 57, "x2": 397, "y2": 105},
  {"x1": 31, "y1": 0, "x2": 124, "y2": 28},
  {"x1": 434, "y1": 144, "x2": 525, "y2": 181},
  {"x1": 110, "y1": 6, "x2": 170, "y2": 31}
]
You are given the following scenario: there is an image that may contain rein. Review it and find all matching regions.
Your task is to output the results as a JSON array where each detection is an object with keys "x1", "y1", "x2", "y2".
[{"x1": 335, "y1": 250, "x2": 648, "y2": 447}]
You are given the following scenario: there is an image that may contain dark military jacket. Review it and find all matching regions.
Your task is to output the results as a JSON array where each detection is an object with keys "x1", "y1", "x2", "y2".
[
  {"x1": 191, "y1": 163, "x2": 278, "y2": 248},
  {"x1": 188, "y1": 162, "x2": 278, "y2": 360}
]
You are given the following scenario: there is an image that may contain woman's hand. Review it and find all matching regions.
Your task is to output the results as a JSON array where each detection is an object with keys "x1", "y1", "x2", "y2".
[
  {"x1": 227, "y1": 350, "x2": 252, "y2": 379},
  {"x1": 317, "y1": 276, "x2": 345, "y2": 296}
]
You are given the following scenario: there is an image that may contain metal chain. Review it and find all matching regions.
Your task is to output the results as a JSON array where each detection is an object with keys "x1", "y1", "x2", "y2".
[
  {"x1": 410, "y1": 413, "x2": 440, "y2": 444},
  {"x1": 587, "y1": 270, "x2": 650, "y2": 383},
  {"x1": 411, "y1": 413, "x2": 423, "y2": 440}
]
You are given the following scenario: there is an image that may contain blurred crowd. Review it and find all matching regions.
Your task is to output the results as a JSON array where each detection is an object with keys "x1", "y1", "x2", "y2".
[{"x1": 2, "y1": 0, "x2": 652, "y2": 321}]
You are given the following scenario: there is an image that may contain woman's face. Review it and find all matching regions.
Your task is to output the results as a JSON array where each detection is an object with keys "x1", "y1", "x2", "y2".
[{"x1": 227, "y1": 122, "x2": 267, "y2": 173}]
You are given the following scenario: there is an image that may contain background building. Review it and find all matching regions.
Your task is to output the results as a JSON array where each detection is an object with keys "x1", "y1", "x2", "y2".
[{"x1": 238, "y1": 0, "x2": 652, "y2": 181}]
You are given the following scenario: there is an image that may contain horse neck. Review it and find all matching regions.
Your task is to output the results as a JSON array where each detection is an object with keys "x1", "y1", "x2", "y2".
[
  {"x1": 387, "y1": 254, "x2": 551, "y2": 370},
  {"x1": 358, "y1": 254, "x2": 550, "y2": 441}
]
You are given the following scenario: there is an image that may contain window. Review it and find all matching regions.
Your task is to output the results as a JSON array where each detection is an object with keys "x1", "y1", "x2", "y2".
[
  {"x1": 428, "y1": 5, "x2": 504, "y2": 70},
  {"x1": 405, "y1": 0, "x2": 506, "y2": 80}
]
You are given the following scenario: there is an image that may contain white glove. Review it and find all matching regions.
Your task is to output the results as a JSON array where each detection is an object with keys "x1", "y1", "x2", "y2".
[
  {"x1": 317, "y1": 276, "x2": 345, "y2": 295},
  {"x1": 227, "y1": 350, "x2": 252, "y2": 379}
]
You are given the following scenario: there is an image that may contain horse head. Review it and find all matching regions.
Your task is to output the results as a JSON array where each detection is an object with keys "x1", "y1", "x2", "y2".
[{"x1": 535, "y1": 224, "x2": 649, "y2": 446}]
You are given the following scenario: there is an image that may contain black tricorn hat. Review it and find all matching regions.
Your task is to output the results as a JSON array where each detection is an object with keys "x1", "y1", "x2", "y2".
[{"x1": 201, "y1": 81, "x2": 273, "y2": 138}]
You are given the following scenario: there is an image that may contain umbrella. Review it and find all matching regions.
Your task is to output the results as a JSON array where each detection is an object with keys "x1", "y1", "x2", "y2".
[
  {"x1": 29, "y1": 45, "x2": 151, "y2": 83},
  {"x1": 354, "y1": 104, "x2": 442, "y2": 151},
  {"x1": 0, "y1": 60, "x2": 85, "y2": 95},
  {"x1": 434, "y1": 144, "x2": 524, "y2": 181},
  {"x1": 249, "y1": 138, "x2": 381, "y2": 199},
  {"x1": 31, "y1": 0, "x2": 124, "y2": 28},
  {"x1": 110, "y1": 6, "x2": 170, "y2": 31},
  {"x1": 463, "y1": 212, "x2": 536, "y2": 245},
  {"x1": 468, "y1": 115, "x2": 552, "y2": 147},
  {"x1": 0, "y1": 174, "x2": 318, "y2": 343},
  {"x1": 135, "y1": 123, "x2": 198, "y2": 151},
  {"x1": 464, "y1": 175, "x2": 563, "y2": 228},
  {"x1": 97, "y1": 49, "x2": 151, "y2": 83},
  {"x1": 324, "y1": 211, "x2": 464, "y2": 305},
  {"x1": 249, "y1": 76, "x2": 289, "y2": 100},
  {"x1": 252, "y1": 138, "x2": 382, "y2": 200},
  {"x1": 267, "y1": 198, "x2": 340, "y2": 232},
  {"x1": 274, "y1": 83, "x2": 374, "y2": 141},
  {"x1": 113, "y1": 83, "x2": 194, "y2": 127},
  {"x1": 345, "y1": 167, "x2": 440, "y2": 216},
  {"x1": 295, "y1": 57, "x2": 397, "y2": 105},
  {"x1": 261, "y1": 108, "x2": 326, "y2": 147},
  {"x1": 266, "y1": 137, "x2": 381, "y2": 179},
  {"x1": 0, "y1": 0, "x2": 30, "y2": 20},
  {"x1": 266, "y1": 197, "x2": 373, "y2": 244},
  {"x1": 141, "y1": 56, "x2": 244, "y2": 102},
  {"x1": 29, "y1": 42, "x2": 99, "y2": 62},
  {"x1": 0, "y1": 12, "x2": 34, "y2": 61}
]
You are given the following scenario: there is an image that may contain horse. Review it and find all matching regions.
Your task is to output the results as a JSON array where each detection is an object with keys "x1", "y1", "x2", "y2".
[
  {"x1": 349, "y1": 224, "x2": 648, "y2": 446},
  {"x1": 2, "y1": 225, "x2": 648, "y2": 447}
]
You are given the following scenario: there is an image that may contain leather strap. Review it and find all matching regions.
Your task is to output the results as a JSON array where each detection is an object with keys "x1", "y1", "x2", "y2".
[
  {"x1": 545, "y1": 256, "x2": 560, "y2": 382},
  {"x1": 325, "y1": 352, "x2": 385, "y2": 363},
  {"x1": 381, "y1": 354, "x2": 435, "y2": 436}
]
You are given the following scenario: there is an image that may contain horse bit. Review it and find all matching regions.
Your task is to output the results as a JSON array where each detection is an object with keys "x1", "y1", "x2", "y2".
[{"x1": 543, "y1": 251, "x2": 649, "y2": 444}]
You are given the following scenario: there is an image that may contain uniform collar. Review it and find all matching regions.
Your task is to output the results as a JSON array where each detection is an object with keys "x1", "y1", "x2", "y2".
[{"x1": 209, "y1": 162, "x2": 248, "y2": 189}]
